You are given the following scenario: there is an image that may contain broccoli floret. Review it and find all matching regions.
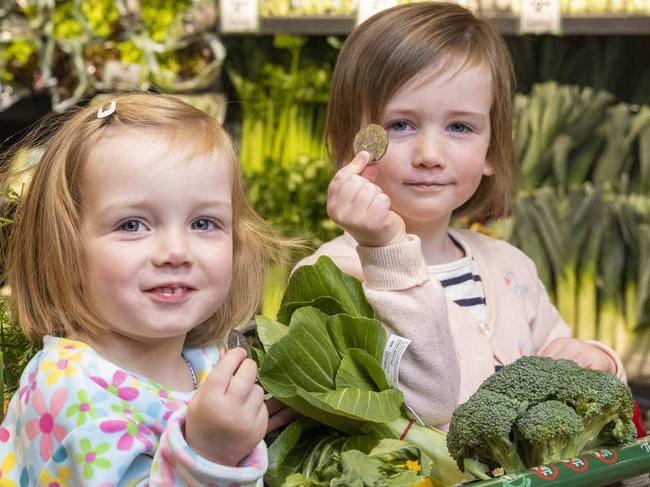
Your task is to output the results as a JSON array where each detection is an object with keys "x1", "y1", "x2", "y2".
[
  {"x1": 554, "y1": 367, "x2": 635, "y2": 453},
  {"x1": 515, "y1": 400, "x2": 583, "y2": 467},
  {"x1": 481, "y1": 355, "x2": 579, "y2": 404},
  {"x1": 595, "y1": 419, "x2": 637, "y2": 450},
  {"x1": 447, "y1": 389, "x2": 527, "y2": 474},
  {"x1": 448, "y1": 356, "x2": 637, "y2": 476}
]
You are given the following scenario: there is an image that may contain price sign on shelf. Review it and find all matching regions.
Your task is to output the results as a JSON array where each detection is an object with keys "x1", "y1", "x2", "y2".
[
  {"x1": 356, "y1": 0, "x2": 398, "y2": 26},
  {"x1": 219, "y1": 0, "x2": 260, "y2": 33},
  {"x1": 519, "y1": 0, "x2": 562, "y2": 34}
]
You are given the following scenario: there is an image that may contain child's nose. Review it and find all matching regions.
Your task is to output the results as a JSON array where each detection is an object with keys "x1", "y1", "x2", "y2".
[
  {"x1": 152, "y1": 230, "x2": 193, "y2": 267},
  {"x1": 413, "y1": 132, "x2": 446, "y2": 168}
]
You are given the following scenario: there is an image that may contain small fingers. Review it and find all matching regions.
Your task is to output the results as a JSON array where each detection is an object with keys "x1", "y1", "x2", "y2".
[
  {"x1": 265, "y1": 397, "x2": 285, "y2": 415},
  {"x1": 329, "y1": 152, "x2": 371, "y2": 194},
  {"x1": 227, "y1": 358, "x2": 259, "y2": 399},
  {"x1": 266, "y1": 404, "x2": 300, "y2": 434},
  {"x1": 204, "y1": 348, "x2": 248, "y2": 394}
]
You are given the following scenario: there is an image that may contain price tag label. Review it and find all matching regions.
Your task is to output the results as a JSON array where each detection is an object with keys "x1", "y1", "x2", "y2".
[
  {"x1": 219, "y1": 0, "x2": 260, "y2": 33},
  {"x1": 356, "y1": 0, "x2": 398, "y2": 26},
  {"x1": 519, "y1": 0, "x2": 561, "y2": 34}
]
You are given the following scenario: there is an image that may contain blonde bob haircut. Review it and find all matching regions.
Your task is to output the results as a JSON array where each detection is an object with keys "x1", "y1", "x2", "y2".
[
  {"x1": 4, "y1": 93, "x2": 288, "y2": 347},
  {"x1": 327, "y1": 2, "x2": 516, "y2": 222}
]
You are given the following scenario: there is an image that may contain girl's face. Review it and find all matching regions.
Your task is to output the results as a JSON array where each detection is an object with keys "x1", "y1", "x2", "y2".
[
  {"x1": 370, "y1": 60, "x2": 494, "y2": 230},
  {"x1": 79, "y1": 129, "x2": 233, "y2": 346}
]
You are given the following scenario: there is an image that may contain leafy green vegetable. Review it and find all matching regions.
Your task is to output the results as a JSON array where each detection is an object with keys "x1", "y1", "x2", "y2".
[
  {"x1": 257, "y1": 256, "x2": 484, "y2": 486},
  {"x1": 268, "y1": 419, "x2": 434, "y2": 487}
]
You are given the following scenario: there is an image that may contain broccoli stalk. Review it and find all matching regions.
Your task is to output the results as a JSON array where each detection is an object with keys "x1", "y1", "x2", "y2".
[{"x1": 516, "y1": 400, "x2": 584, "y2": 467}]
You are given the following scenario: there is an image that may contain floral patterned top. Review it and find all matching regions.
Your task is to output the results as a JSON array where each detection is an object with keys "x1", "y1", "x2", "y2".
[{"x1": 0, "y1": 336, "x2": 267, "y2": 486}]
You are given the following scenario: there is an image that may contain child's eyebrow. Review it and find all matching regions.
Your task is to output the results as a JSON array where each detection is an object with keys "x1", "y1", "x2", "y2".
[
  {"x1": 97, "y1": 200, "x2": 232, "y2": 215},
  {"x1": 383, "y1": 107, "x2": 488, "y2": 123},
  {"x1": 445, "y1": 110, "x2": 488, "y2": 120}
]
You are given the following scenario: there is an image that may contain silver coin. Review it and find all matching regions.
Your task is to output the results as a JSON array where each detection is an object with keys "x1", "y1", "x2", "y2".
[{"x1": 227, "y1": 329, "x2": 251, "y2": 358}]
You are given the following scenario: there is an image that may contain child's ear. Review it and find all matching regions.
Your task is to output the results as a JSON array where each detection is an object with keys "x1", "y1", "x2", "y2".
[{"x1": 482, "y1": 158, "x2": 495, "y2": 176}]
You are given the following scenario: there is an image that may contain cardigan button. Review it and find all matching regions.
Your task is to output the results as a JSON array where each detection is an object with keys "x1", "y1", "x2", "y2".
[{"x1": 478, "y1": 322, "x2": 490, "y2": 335}]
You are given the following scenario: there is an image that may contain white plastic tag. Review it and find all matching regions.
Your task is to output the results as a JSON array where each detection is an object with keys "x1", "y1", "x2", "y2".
[
  {"x1": 219, "y1": 0, "x2": 260, "y2": 33},
  {"x1": 519, "y1": 0, "x2": 561, "y2": 34},
  {"x1": 382, "y1": 334, "x2": 411, "y2": 390}
]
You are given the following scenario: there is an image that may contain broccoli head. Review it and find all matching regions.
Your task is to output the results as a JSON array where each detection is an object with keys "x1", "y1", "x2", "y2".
[
  {"x1": 554, "y1": 366, "x2": 635, "y2": 452},
  {"x1": 480, "y1": 355, "x2": 580, "y2": 404},
  {"x1": 446, "y1": 389, "x2": 527, "y2": 474},
  {"x1": 448, "y1": 356, "x2": 637, "y2": 476}
]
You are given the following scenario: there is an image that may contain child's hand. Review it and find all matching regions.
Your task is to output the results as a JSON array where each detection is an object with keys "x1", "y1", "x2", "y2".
[
  {"x1": 185, "y1": 348, "x2": 267, "y2": 466},
  {"x1": 539, "y1": 337, "x2": 616, "y2": 374},
  {"x1": 265, "y1": 397, "x2": 300, "y2": 433},
  {"x1": 328, "y1": 151, "x2": 407, "y2": 247}
]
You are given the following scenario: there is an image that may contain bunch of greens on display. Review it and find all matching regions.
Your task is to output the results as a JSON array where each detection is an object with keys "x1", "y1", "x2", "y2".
[
  {"x1": 501, "y1": 82, "x2": 650, "y2": 378},
  {"x1": 0, "y1": 0, "x2": 224, "y2": 112},
  {"x1": 260, "y1": 0, "x2": 357, "y2": 16},
  {"x1": 0, "y1": 37, "x2": 40, "y2": 110},
  {"x1": 246, "y1": 155, "x2": 338, "y2": 248},
  {"x1": 0, "y1": 182, "x2": 40, "y2": 420},
  {"x1": 227, "y1": 35, "x2": 334, "y2": 173},
  {"x1": 255, "y1": 256, "x2": 489, "y2": 486},
  {"x1": 151, "y1": 33, "x2": 225, "y2": 92}
]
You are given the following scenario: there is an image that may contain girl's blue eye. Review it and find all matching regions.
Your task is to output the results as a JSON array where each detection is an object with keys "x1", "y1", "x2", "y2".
[
  {"x1": 389, "y1": 121, "x2": 410, "y2": 131},
  {"x1": 449, "y1": 122, "x2": 470, "y2": 133},
  {"x1": 120, "y1": 220, "x2": 144, "y2": 232},
  {"x1": 191, "y1": 218, "x2": 215, "y2": 231}
]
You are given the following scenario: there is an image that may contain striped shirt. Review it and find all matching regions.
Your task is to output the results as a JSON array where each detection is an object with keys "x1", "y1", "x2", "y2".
[{"x1": 427, "y1": 233, "x2": 487, "y2": 321}]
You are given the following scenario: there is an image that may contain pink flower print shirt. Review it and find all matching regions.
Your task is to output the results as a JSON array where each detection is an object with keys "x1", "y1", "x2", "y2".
[{"x1": 0, "y1": 336, "x2": 267, "y2": 486}]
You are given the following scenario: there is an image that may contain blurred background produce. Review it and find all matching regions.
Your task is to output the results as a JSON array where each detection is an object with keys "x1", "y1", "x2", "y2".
[{"x1": 1, "y1": 0, "x2": 649, "y2": 432}]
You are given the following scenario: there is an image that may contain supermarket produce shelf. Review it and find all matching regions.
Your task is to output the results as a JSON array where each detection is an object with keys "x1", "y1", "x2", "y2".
[
  {"x1": 226, "y1": 15, "x2": 650, "y2": 35},
  {"x1": 461, "y1": 436, "x2": 650, "y2": 486}
]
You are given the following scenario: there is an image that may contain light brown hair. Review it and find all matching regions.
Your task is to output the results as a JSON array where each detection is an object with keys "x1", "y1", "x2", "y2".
[
  {"x1": 327, "y1": 2, "x2": 516, "y2": 222},
  {"x1": 3, "y1": 93, "x2": 288, "y2": 346}
]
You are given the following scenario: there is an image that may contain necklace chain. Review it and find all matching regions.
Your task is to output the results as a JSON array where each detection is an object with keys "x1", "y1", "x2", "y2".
[{"x1": 182, "y1": 354, "x2": 198, "y2": 390}]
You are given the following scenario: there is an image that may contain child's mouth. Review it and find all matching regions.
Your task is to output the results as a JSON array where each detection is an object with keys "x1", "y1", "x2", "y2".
[{"x1": 145, "y1": 285, "x2": 195, "y2": 302}]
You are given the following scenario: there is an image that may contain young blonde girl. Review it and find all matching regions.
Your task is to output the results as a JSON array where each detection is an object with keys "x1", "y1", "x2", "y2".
[
  {"x1": 0, "y1": 93, "x2": 286, "y2": 485},
  {"x1": 298, "y1": 2, "x2": 626, "y2": 430}
]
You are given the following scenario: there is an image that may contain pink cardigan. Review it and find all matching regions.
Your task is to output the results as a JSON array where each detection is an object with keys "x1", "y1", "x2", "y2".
[{"x1": 296, "y1": 229, "x2": 626, "y2": 430}]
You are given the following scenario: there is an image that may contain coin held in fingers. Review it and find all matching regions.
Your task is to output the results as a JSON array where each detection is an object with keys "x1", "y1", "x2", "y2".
[
  {"x1": 353, "y1": 124, "x2": 388, "y2": 163},
  {"x1": 227, "y1": 329, "x2": 250, "y2": 358}
]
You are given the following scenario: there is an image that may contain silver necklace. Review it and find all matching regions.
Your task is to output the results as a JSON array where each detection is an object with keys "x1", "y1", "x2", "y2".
[{"x1": 182, "y1": 354, "x2": 198, "y2": 390}]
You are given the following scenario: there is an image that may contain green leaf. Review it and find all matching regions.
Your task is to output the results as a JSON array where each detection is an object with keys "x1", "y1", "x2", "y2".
[
  {"x1": 279, "y1": 256, "x2": 374, "y2": 324},
  {"x1": 327, "y1": 314, "x2": 387, "y2": 363},
  {"x1": 336, "y1": 349, "x2": 390, "y2": 392},
  {"x1": 260, "y1": 307, "x2": 340, "y2": 397},
  {"x1": 330, "y1": 442, "x2": 431, "y2": 487},
  {"x1": 297, "y1": 386, "x2": 403, "y2": 424},
  {"x1": 278, "y1": 296, "x2": 350, "y2": 325},
  {"x1": 256, "y1": 315, "x2": 289, "y2": 351},
  {"x1": 267, "y1": 419, "x2": 336, "y2": 487}
]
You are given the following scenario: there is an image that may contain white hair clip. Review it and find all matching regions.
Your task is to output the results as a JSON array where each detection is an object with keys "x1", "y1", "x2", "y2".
[{"x1": 97, "y1": 100, "x2": 117, "y2": 119}]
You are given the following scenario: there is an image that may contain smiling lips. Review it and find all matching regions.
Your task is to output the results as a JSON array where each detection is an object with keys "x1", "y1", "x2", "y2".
[
  {"x1": 144, "y1": 284, "x2": 195, "y2": 303},
  {"x1": 405, "y1": 180, "x2": 451, "y2": 189}
]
